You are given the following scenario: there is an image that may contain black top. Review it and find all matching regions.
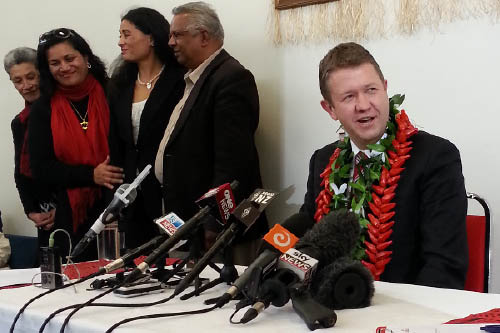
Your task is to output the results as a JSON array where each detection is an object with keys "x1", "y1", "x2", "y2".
[{"x1": 108, "y1": 64, "x2": 186, "y2": 248}]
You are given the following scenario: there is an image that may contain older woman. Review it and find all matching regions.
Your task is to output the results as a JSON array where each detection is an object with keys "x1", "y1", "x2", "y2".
[
  {"x1": 29, "y1": 29, "x2": 123, "y2": 260},
  {"x1": 108, "y1": 8, "x2": 185, "y2": 248},
  {"x1": 5, "y1": 47, "x2": 56, "y2": 248}
]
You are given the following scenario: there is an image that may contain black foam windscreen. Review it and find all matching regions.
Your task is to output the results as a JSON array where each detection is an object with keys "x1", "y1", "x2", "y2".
[
  {"x1": 295, "y1": 210, "x2": 360, "y2": 268},
  {"x1": 311, "y1": 256, "x2": 374, "y2": 310}
]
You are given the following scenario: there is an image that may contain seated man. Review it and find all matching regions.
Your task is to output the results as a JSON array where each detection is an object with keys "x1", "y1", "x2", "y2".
[{"x1": 301, "y1": 42, "x2": 468, "y2": 289}]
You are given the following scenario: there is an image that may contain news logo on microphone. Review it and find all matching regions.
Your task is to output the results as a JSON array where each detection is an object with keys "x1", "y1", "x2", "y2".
[
  {"x1": 216, "y1": 184, "x2": 235, "y2": 224},
  {"x1": 263, "y1": 223, "x2": 299, "y2": 253},
  {"x1": 156, "y1": 212, "x2": 185, "y2": 236},
  {"x1": 278, "y1": 249, "x2": 318, "y2": 283}
]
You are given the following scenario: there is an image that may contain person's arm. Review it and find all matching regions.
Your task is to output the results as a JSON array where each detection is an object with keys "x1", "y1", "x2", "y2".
[
  {"x1": 11, "y1": 117, "x2": 39, "y2": 215},
  {"x1": 107, "y1": 88, "x2": 126, "y2": 170},
  {"x1": 415, "y1": 138, "x2": 468, "y2": 289},
  {"x1": 300, "y1": 150, "x2": 320, "y2": 221},
  {"x1": 212, "y1": 65, "x2": 260, "y2": 190}
]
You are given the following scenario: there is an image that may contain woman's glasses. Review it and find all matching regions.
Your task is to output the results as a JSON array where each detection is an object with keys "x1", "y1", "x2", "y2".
[{"x1": 39, "y1": 28, "x2": 73, "y2": 45}]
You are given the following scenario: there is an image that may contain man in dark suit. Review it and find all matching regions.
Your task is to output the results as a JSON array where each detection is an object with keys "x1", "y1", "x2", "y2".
[
  {"x1": 154, "y1": 2, "x2": 266, "y2": 264},
  {"x1": 301, "y1": 42, "x2": 468, "y2": 289}
]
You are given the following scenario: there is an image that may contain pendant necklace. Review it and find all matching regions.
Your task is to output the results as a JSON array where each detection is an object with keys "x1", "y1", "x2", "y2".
[
  {"x1": 69, "y1": 101, "x2": 88, "y2": 130},
  {"x1": 137, "y1": 65, "x2": 165, "y2": 90}
]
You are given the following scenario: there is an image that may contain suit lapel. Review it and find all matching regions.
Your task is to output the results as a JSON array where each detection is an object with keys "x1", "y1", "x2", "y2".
[
  {"x1": 115, "y1": 83, "x2": 135, "y2": 145},
  {"x1": 166, "y1": 50, "x2": 230, "y2": 149}
]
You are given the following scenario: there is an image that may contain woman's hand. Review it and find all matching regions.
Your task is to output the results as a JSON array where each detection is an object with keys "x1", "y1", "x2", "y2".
[
  {"x1": 94, "y1": 156, "x2": 124, "y2": 190},
  {"x1": 28, "y1": 208, "x2": 56, "y2": 230}
]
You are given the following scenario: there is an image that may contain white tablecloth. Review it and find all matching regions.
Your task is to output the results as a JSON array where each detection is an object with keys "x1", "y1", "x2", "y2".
[{"x1": 1, "y1": 268, "x2": 499, "y2": 333}]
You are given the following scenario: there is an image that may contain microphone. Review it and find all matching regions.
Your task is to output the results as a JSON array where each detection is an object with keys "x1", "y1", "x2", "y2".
[
  {"x1": 123, "y1": 182, "x2": 239, "y2": 284},
  {"x1": 241, "y1": 210, "x2": 360, "y2": 323},
  {"x1": 172, "y1": 188, "x2": 278, "y2": 297},
  {"x1": 215, "y1": 212, "x2": 314, "y2": 308},
  {"x1": 310, "y1": 256, "x2": 374, "y2": 310},
  {"x1": 101, "y1": 235, "x2": 167, "y2": 273},
  {"x1": 155, "y1": 212, "x2": 188, "y2": 252},
  {"x1": 239, "y1": 268, "x2": 299, "y2": 323},
  {"x1": 290, "y1": 290, "x2": 338, "y2": 330},
  {"x1": 71, "y1": 165, "x2": 152, "y2": 258},
  {"x1": 196, "y1": 181, "x2": 237, "y2": 225}
]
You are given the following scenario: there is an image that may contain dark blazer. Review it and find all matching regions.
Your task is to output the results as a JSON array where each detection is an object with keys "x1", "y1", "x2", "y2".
[
  {"x1": 108, "y1": 65, "x2": 185, "y2": 247},
  {"x1": 301, "y1": 131, "x2": 468, "y2": 289},
  {"x1": 159, "y1": 49, "x2": 267, "y2": 241}
]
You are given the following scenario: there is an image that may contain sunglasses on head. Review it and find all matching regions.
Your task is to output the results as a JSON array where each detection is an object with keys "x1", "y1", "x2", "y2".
[{"x1": 39, "y1": 28, "x2": 73, "y2": 45}]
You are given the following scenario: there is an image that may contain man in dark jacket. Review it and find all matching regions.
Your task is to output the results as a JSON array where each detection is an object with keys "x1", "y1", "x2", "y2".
[
  {"x1": 154, "y1": 2, "x2": 266, "y2": 264},
  {"x1": 301, "y1": 42, "x2": 468, "y2": 289}
]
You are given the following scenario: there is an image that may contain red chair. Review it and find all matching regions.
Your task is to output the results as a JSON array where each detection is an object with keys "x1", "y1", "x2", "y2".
[{"x1": 464, "y1": 192, "x2": 490, "y2": 293}]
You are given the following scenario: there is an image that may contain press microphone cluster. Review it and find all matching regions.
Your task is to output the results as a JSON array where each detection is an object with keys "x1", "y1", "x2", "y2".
[
  {"x1": 172, "y1": 188, "x2": 278, "y2": 297},
  {"x1": 71, "y1": 165, "x2": 152, "y2": 258},
  {"x1": 123, "y1": 182, "x2": 240, "y2": 285},
  {"x1": 238, "y1": 210, "x2": 360, "y2": 328},
  {"x1": 215, "y1": 212, "x2": 314, "y2": 308}
]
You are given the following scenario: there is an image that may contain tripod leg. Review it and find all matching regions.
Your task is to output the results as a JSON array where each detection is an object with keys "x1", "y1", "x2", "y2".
[{"x1": 180, "y1": 277, "x2": 224, "y2": 300}]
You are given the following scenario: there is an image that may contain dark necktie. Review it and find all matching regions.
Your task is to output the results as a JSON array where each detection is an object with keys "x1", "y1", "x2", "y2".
[{"x1": 352, "y1": 151, "x2": 368, "y2": 183}]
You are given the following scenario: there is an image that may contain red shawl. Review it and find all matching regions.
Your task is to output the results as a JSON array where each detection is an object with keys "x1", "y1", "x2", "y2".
[{"x1": 50, "y1": 75, "x2": 109, "y2": 232}]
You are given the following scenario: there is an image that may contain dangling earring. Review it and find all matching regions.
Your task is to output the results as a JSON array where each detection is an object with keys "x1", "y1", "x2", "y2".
[
  {"x1": 150, "y1": 40, "x2": 155, "y2": 47},
  {"x1": 87, "y1": 63, "x2": 91, "y2": 69}
]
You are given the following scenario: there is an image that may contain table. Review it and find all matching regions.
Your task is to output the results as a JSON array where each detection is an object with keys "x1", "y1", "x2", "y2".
[{"x1": 1, "y1": 268, "x2": 499, "y2": 333}]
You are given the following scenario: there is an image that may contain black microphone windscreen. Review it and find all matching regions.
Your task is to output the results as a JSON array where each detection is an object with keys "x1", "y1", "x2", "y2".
[
  {"x1": 311, "y1": 256, "x2": 374, "y2": 310},
  {"x1": 295, "y1": 210, "x2": 360, "y2": 267}
]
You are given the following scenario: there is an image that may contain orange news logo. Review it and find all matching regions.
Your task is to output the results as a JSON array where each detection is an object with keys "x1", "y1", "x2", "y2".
[{"x1": 263, "y1": 224, "x2": 299, "y2": 253}]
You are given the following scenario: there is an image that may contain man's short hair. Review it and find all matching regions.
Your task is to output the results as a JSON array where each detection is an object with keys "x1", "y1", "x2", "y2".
[
  {"x1": 319, "y1": 42, "x2": 384, "y2": 104},
  {"x1": 172, "y1": 1, "x2": 224, "y2": 42},
  {"x1": 4, "y1": 47, "x2": 37, "y2": 75}
]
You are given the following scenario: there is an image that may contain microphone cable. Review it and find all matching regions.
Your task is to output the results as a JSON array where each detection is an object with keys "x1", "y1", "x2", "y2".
[
  {"x1": 46, "y1": 258, "x2": 188, "y2": 332},
  {"x1": 229, "y1": 297, "x2": 254, "y2": 324},
  {"x1": 14, "y1": 233, "x2": 169, "y2": 332},
  {"x1": 39, "y1": 292, "x2": 178, "y2": 332},
  {"x1": 10, "y1": 270, "x2": 103, "y2": 333},
  {"x1": 10, "y1": 227, "x2": 105, "y2": 333},
  {"x1": 105, "y1": 304, "x2": 219, "y2": 333}
]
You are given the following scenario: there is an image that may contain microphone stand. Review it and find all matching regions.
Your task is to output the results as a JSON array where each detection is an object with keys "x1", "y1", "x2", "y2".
[
  {"x1": 151, "y1": 253, "x2": 169, "y2": 282},
  {"x1": 180, "y1": 250, "x2": 238, "y2": 300},
  {"x1": 176, "y1": 224, "x2": 240, "y2": 299}
]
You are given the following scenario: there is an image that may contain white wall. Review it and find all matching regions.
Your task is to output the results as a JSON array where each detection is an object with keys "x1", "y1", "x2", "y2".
[{"x1": 1, "y1": 0, "x2": 498, "y2": 292}]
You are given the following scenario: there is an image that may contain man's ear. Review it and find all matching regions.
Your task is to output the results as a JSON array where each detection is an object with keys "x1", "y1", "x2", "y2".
[
  {"x1": 384, "y1": 79, "x2": 388, "y2": 91},
  {"x1": 320, "y1": 99, "x2": 338, "y2": 121},
  {"x1": 199, "y1": 30, "x2": 210, "y2": 47}
]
